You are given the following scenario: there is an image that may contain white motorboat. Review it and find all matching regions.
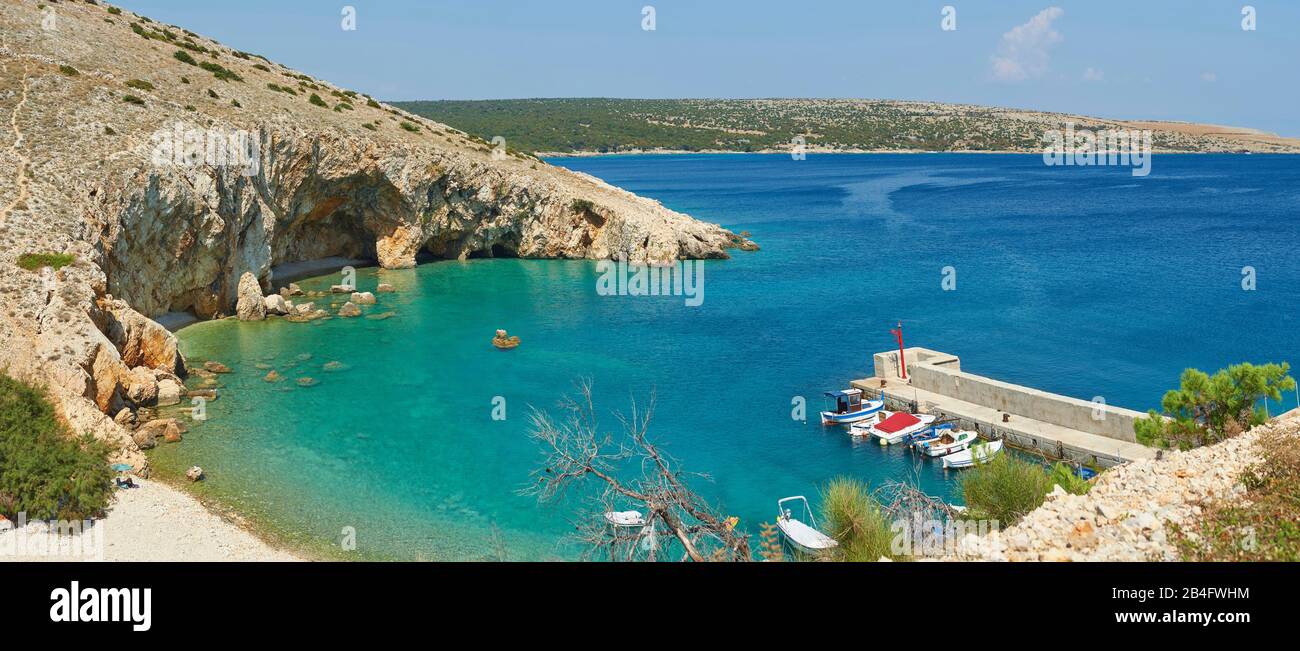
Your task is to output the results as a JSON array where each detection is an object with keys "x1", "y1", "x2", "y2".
[
  {"x1": 916, "y1": 429, "x2": 979, "y2": 457},
  {"x1": 603, "y1": 510, "x2": 646, "y2": 528},
  {"x1": 942, "y1": 440, "x2": 1005, "y2": 469},
  {"x1": 851, "y1": 411, "x2": 936, "y2": 444},
  {"x1": 776, "y1": 496, "x2": 838, "y2": 553}
]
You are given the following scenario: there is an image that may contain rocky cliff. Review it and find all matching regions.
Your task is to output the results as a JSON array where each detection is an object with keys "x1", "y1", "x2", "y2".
[{"x1": 0, "y1": 0, "x2": 753, "y2": 473}]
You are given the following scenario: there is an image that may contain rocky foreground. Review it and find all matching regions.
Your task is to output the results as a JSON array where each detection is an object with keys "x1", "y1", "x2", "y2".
[
  {"x1": 946, "y1": 412, "x2": 1299, "y2": 562},
  {"x1": 0, "y1": 0, "x2": 753, "y2": 474}
]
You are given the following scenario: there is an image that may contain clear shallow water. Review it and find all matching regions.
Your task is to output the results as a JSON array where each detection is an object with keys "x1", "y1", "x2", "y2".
[{"x1": 157, "y1": 154, "x2": 1300, "y2": 560}]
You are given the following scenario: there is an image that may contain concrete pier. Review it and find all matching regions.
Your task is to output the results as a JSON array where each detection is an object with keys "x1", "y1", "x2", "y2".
[{"x1": 851, "y1": 348, "x2": 1157, "y2": 467}]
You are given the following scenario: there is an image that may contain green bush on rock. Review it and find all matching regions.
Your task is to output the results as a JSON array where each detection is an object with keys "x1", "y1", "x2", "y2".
[
  {"x1": 0, "y1": 375, "x2": 114, "y2": 521},
  {"x1": 959, "y1": 453, "x2": 1053, "y2": 527}
]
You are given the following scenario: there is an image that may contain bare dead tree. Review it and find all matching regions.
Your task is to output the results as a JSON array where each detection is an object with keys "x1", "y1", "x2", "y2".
[
  {"x1": 874, "y1": 479, "x2": 961, "y2": 524},
  {"x1": 522, "y1": 380, "x2": 752, "y2": 562}
]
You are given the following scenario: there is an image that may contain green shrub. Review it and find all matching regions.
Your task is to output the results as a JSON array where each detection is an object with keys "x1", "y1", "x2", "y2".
[
  {"x1": 0, "y1": 375, "x2": 114, "y2": 521},
  {"x1": 121, "y1": 94, "x2": 145, "y2": 106},
  {"x1": 107, "y1": 6, "x2": 121, "y2": 15},
  {"x1": 199, "y1": 61, "x2": 242, "y2": 82},
  {"x1": 231, "y1": 99, "x2": 241, "y2": 108},
  {"x1": 252, "y1": 63, "x2": 270, "y2": 72},
  {"x1": 399, "y1": 121, "x2": 420, "y2": 133},
  {"x1": 818, "y1": 477, "x2": 895, "y2": 561},
  {"x1": 959, "y1": 451, "x2": 1052, "y2": 527},
  {"x1": 124, "y1": 78, "x2": 154, "y2": 91},
  {"x1": 308, "y1": 93, "x2": 328, "y2": 108},
  {"x1": 207, "y1": 88, "x2": 219, "y2": 99},
  {"x1": 367, "y1": 98, "x2": 381, "y2": 109},
  {"x1": 361, "y1": 122, "x2": 377, "y2": 131},
  {"x1": 58, "y1": 65, "x2": 80, "y2": 76},
  {"x1": 17, "y1": 253, "x2": 75, "y2": 271},
  {"x1": 173, "y1": 50, "x2": 198, "y2": 66},
  {"x1": 570, "y1": 198, "x2": 595, "y2": 213},
  {"x1": 1048, "y1": 462, "x2": 1092, "y2": 495}
]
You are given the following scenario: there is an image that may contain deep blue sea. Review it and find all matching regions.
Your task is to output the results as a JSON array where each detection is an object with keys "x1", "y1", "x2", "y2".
[{"x1": 157, "y1": 154, "x2": 1300, "y2": 560}]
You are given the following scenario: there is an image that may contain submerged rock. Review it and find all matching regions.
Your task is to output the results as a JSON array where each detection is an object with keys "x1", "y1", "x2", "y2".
[
  {"x1": 186, "y1": 466, "x2": 205, "y2": 482},
  {"x1": 296, "y1": 377, "x2": 319, "y2": 388},
  {"x1": 376, "y1": 283, "x2": 396, "y2": 293},
  {"x1": 364, "y1": 311, "x2": 396, "y2": 321},
  {"x1": 322, "y1": 361, "x2": 349, "y2": 372},
  {"x1": 351, "y1": 291, "x2": 377, "y2": 305},
  {"x1": 338, "y1": 302, "x2": 362, "y2": 318},
  {"x1": 330, "y1": 284, "x2": 353, "y2": 294},
  {"x1": 203, "y1": 361, "x2": 232, "y2": 374},
  {"x1": 263, "y1": 370, "x2": 283, "y2": 383}
]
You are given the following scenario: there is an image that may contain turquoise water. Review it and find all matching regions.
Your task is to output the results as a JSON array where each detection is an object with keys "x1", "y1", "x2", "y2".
[{"x1": 160, "y1": 154, "x2": 1300, "y2": 560}]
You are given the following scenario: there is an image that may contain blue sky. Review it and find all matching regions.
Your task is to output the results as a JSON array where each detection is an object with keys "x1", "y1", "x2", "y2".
[{"x1": 114, "y1": 1, "x2": 1300, "y2": 135}]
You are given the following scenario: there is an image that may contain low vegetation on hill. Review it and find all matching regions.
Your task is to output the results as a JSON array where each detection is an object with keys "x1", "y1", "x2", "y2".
[
  {"x1": 1171, "y1": 420, "x2": 1300, "y2": 561},
  {"x1": 395, "y1": 98, "x2": 1300, "y2": 155}
]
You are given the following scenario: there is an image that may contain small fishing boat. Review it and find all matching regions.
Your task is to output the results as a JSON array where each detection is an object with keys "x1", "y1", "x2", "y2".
[
  {"x1": 916, "y1": 429, "x2": 979, "y2": 457},
  {"x1": 776, "y1": 496, "x2": 838, "y2": 553},
  {"x1": 942, "y1": 440, "x2": 1004, "y2": 469},
  {"x1": 603, "y1": 510, "x2": 646, "y2": 528},
  {"x1": 819, "y1": 389, "x2": 883, "y2": 426},
  {"x1": 852, "y1": 411, "x2": 936, "y2": 444},
  {"x1": 908, "y1": 422, "x2": 954, "y2": 447}
]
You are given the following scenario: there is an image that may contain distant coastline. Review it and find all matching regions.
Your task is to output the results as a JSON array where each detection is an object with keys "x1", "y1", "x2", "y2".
[
  {"x1": 538, "y1": 148, "x2": 1275, "y2": 158},
  {"x1": 397, "y1": 98, "x2": 1300, "y2": 158}
]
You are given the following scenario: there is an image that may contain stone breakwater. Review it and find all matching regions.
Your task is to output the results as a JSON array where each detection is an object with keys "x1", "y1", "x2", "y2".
[
  {"x1": 945, "y1": 415, "x2": 1297, "y2": 562},
  {"x1": 0, "y1": 0, "x2": 754, "y2": 477}
]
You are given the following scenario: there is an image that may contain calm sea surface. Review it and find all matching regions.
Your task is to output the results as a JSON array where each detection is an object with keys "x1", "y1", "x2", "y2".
[{"x1": 155, "y1": 154, "x2": 1300, "y2": 559}]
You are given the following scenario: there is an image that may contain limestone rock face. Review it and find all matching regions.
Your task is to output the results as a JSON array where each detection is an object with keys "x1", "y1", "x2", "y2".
[
  {"x1": 236, "y1": 273, "x2": 266, "y2": 321},
  {"x1": 0, "y1": 0, "x2": 754, "y2": 465}
]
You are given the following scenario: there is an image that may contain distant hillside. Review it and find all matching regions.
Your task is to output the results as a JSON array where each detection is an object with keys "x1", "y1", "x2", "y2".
[{"x1": 395, "y1": 98, "x2": 1300, "y2": 155}]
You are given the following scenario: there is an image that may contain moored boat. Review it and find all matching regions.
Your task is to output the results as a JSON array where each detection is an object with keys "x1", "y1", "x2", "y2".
[
  {"x1": 942, "y1": 440, "x2": 1004, "y2": 469},
  {"x1": 916, "y1": 429, "x2": 979, "y2": 457},
  {"x1": 603, "y1": 510, "x2": 647, "y2": 528},
  {"x1": 820, "y1": 389, "x2": 883, "y2": 426},
  {"x1": 852, "y1": 410, "x2": 937, "y2": 444},
  {"x1": 776, "y1": 496, "x2": 838, "y2": 553}
]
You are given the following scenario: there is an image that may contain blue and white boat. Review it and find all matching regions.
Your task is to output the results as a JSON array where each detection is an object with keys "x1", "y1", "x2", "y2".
[{"x1": 820, "y1": 389, "x2": 883, "y2": 426}]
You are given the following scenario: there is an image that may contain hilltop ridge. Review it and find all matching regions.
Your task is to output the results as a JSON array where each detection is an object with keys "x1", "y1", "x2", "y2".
[{"x1": 397, "y1": 98, "x2": 1300, "y2": 155}]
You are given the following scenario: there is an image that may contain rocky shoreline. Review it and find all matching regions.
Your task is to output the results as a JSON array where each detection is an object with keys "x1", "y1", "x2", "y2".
[
  {"x1": 0, "y1": 0, "x2": 754, "y2": 485},
  {"x1": 945, "y1": 411, "x2": 1299, "y2": 561}
]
